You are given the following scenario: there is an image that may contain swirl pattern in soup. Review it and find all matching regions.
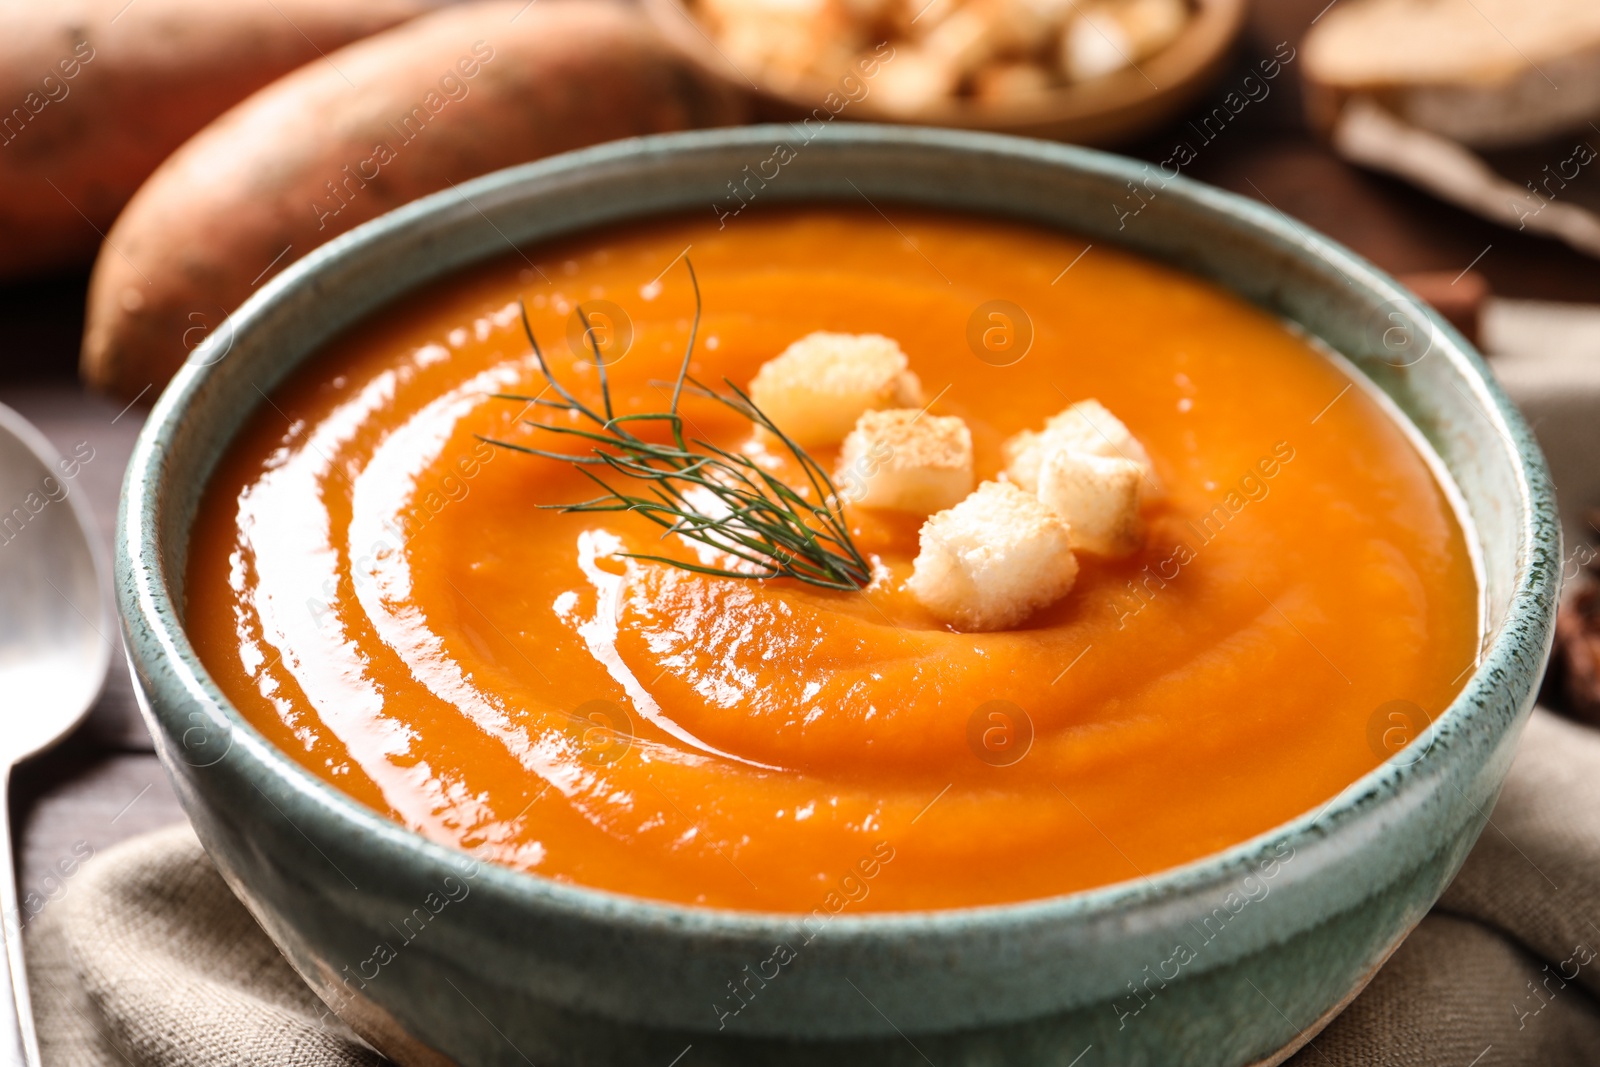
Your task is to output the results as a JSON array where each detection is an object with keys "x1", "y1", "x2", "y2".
[{"x1": 186, "y1": 206, "x2": 1481, "y2": 912}]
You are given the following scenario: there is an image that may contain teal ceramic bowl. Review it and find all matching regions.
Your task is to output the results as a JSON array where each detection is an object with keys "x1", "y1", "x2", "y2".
[{"x1": 118, "y1": 125, "x2": 1559, "y2": 1067}]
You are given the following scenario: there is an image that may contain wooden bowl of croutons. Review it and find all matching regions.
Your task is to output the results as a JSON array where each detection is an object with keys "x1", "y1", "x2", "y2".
[{"x1": 644, "y1": 0, "x2": 1247, "y2": 144}]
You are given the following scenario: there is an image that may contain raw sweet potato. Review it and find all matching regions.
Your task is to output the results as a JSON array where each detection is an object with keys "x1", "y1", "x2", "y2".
[
  {"x1": 80, "y1": 0, "x2": 750, "y2": 399},
  {"x1": 0, "y1": 0, "x2": 435, "y2": 279}
]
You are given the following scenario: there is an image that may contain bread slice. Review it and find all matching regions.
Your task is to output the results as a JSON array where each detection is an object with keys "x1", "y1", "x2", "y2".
[
  {"x1": 907, "y1": 480, "x2": 1078, "y2": 631},
  {"x1": 836, "y1": 409, "x2": 975, "y2": 515},
  {"x1": 1037, "y1": 449, "x2": 1143, "y2": 557},
  {"x1": 1002, "y1": 398, "x2": 1157, "y2": 499},
  {"x1": 747, "y1": 332, "x2": 924, "y2": 448},
  {"x1": 1304, "y1": 0, "x2": 1600, "y2": 148}
]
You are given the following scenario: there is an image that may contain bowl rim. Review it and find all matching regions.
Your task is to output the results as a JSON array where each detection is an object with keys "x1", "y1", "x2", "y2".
[{"x1": 119, "y1": 122, "x2": 1559, "y2": 946}]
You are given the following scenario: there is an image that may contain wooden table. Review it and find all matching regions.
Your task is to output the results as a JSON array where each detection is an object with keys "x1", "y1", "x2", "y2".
[{"x1": 7, "y1": 0, "x2": 1600, "y2": 953}]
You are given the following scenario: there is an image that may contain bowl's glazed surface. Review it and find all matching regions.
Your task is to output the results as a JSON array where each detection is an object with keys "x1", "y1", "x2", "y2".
[{"x1": 118, "y1": 125, "x2": 1559, "y2": 1067}]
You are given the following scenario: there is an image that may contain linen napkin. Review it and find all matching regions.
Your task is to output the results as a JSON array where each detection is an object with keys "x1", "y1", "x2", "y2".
[
  {"x1": 24, "y1": 706, "x2": 1600, "y2": 1067},
  {"x1": 26, "y1": 823, "x2": 381, "y2": 1067}
]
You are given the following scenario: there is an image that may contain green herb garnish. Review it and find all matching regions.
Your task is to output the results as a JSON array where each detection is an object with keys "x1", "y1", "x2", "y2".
[{"x1": 482, "y1": 261, "x2": 871, "y2": 592}]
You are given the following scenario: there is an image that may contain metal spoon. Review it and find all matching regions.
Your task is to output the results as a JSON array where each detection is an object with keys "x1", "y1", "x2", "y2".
[{"x1": 0, "y1": 401, "x2": 112, "y2": 1067}]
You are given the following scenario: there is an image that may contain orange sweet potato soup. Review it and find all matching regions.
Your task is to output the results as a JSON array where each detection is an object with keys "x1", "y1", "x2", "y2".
[{"x1": 186, "y1": 205, "x2": 1481, "y2": 912}]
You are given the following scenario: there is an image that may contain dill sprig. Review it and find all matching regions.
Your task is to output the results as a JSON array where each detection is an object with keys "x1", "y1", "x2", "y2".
[{"x1": 480, "y1": 261, "x2": 872, "y2": 592}]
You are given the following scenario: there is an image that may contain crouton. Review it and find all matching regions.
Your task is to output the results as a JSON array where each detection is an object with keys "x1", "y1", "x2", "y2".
[
  {"x1": 748, "y1": 332, "x2": 925, "y2": 447},
  {"x1": 907, "y1": 480, "x2": 1078, "y2": 631},
  {"x1": 1038, "y1": 449, "x2": 1144, "y2": 557},
  {"x1": 1117, "y1": 0, "x2": 1189, "y2": 61},
  {"x1": 973, "y1": 62, "x2": 1056, "y2": 106},
  {"x1": 990, "y1": 0, "x2": 1073, "y2": 50},
  {"x1": 1003, "y1": 398, "x2": 1157, "y2": 498},
  {"x1": 837, "y1": 409, "x2": 975, "y2": 514},
  {"x1": 872, "y1": 49, "x2": 960, "y2": 116},
  {"x1": 1061, "y1": 7, "x2": 1133, "y2": 82},
  {"x1": 896, "y1": 0, "x2": 957, "y2": 36},
  {"x1": 836, "y1": 0, "x2": 894, "y2": 20},
  {"x1": 922, "y1": 5, "x2": 1004, "y2": 75},
  {"x1": 1061, "y1": 0, "x2": 1187, "y2": 83},
  {"x1": 710, "y1": 0, "x2": 861, "y2": 89}
]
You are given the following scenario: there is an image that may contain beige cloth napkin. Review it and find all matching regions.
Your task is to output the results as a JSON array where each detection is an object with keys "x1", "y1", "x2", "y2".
[
  {"x1": 25, "y1": 707, "x2": 1600, "y2": 1067},
  {"x1": 26, "y1": 824, "x2": 382, "y2": 1067}
]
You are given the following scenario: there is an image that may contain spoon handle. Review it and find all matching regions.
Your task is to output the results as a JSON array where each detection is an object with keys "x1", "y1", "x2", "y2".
[{"x1": 0, "y1": 774, "x2": 41, "y2": 1067}]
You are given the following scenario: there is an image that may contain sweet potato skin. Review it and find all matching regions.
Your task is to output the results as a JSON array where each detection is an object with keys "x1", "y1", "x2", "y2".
[
  {"x1": 0, "y1": 0, "x2": 432, "y2": 278},
  {"x1": 80, "y1": 0, "x2": 751, "y2": 399}
]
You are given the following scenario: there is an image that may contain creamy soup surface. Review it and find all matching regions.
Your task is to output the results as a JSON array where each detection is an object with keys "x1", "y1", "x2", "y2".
[{"x1": 186, "y1": 206, "x2": 1481, "y2": 912}]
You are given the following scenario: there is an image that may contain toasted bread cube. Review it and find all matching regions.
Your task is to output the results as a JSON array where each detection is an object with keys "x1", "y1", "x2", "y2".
[
  {"x1": 836, "y1": 0, "x2": 894, "y2": 21},
  {"x1": 1060, "y1": 0, "x2": 1187, "y2": 82},
  {"x1": 985, "y1": 0, "x2": 1070, "y2": 50},
  {"x1": 872, "y1": 48, "x2": 960, "y2": 116},
  {"x1": 1060, "y1": 8, "x2": 1132, "y2": 82},
  {"x1": 1010, "y1": 0, "x2": 1077, "y2": 26},
  {"x1": 1117, "y1": 0, "x2": 1188, "y2": 62},
  {"x1": 837, "y1": 409, "x2": 975, "y2": 515},
  {"x1": 922, "y1": 5, "x2": 1003, "y2": 75},
  {"x1": 703, "y1": 0, "x2": 869, "y2": 88},
  {"x1": 1003, "y1": 398, "x2": 1157, "y2": 498},
  {"x1": 701, "y1": 0, "x2": 830, "y2": 20},
  {"x1": 907, "y1": 481, "x2": 1078, "y2": 631},
  {"x1": 748, "y1": 332, "x2": 924, "y2": 447},
  {"x1": 1038, "y1": 449, "x2": 1144, "y2": 557},
  {"x1": 896, "y1": 0, "x2": 956, "y2": 36},
  {"x1": 713, "y1": 11, "x2": 858, "y2": 87},
  {"x1": 973, "y1": 61, "x2": 1056, "y2": 106}
]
